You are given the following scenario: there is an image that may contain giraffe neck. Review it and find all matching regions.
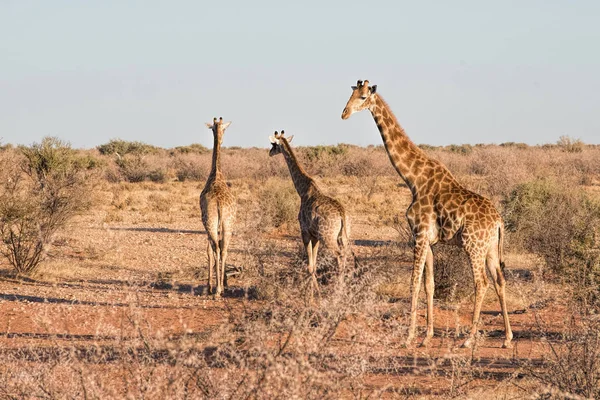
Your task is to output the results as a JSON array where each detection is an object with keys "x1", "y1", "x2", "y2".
[
  {"x1": 369, "y1": 95, "x2": 435, "y2": 194},
  {"x1": 280, "y1": 141, "x2": 314, "y2": 198},
  {"x1": 209, "y1": 134, "x2": 223, "y2": 180}
]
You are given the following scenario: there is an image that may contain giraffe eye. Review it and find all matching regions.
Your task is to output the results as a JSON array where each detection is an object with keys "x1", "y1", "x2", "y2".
[{"x1": 360, "y1": 96, "x2": 367, "y2": 100}]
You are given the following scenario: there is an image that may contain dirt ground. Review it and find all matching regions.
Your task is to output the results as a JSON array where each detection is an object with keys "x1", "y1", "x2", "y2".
[{"x1": 0, "y1": 179, "x2": 570, "y2": 398}]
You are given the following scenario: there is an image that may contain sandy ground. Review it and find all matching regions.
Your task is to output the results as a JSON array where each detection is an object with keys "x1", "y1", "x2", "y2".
[{"x1": 0, "y1": 180, "x2": 568, "y2": 398}]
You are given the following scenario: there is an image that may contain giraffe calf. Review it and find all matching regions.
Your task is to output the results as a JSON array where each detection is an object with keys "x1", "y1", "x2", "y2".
[{"x1": 200, "y1": 117, "x2": 237, "y2": 298}]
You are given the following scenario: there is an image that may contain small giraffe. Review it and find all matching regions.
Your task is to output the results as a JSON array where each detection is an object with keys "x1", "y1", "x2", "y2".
[
  {"x1": 342, "y1": 80, "x2": 513, "y2": 349},
  {"x1": 269, "y1": 131, "x2": 350, "y2": 292},
  {"x1": 200, "y1": 117, "x2": 237, "y2": 297}
]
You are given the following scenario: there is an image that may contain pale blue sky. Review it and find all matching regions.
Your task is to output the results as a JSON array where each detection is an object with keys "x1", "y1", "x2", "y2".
[{"x1": 1, "y1": 1, "x2": 599, "y2": 149}]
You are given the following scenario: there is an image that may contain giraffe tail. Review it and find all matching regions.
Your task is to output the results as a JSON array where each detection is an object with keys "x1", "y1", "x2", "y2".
[
  {"x1": 339, "y1": 212, "x2": 350, "y2": 250},
  {"x1": 499, "y1": 223, "x2": 506, "y2": 273},
  {"x1": 217, "y1": 205, "x2": 224, "y2": 242}
]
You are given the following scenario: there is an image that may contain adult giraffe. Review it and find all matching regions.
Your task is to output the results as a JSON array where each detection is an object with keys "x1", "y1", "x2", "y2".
[{"x1": 341, "y1": 80, "x2": 512, "y2": 348}]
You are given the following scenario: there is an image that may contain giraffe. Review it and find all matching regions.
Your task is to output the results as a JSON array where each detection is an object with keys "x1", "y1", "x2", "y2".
[
  {"x1": 200, "y1": 117, "x2": 237, "y2": 298},
  {"x1": 341, "y1": 80, "x2": 513, "y2": 349},
  {"x1": 269, "y1": 131, "x2": 350, "y2": 293}
]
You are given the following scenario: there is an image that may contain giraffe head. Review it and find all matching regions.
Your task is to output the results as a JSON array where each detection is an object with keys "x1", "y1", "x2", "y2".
[
  {"x1": 341, "y1": 80, "x2": 378, "y2": 120},
  {"x1": 269, "y1": 130, "x2": 294, "y2": 157},
  {"x1": 205, "y1": 117, "x2": 231, "y2": 144}
]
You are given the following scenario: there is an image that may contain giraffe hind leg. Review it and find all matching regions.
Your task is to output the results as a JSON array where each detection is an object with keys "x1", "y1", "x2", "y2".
[
  {"x1": 206, "y1": 241, "x2": 214, "y2": 295},
  {"x1": 486, "y1": 250, "x2": 513, "y2": 348},
  {"x1": 206, "y1": 226, "x2": 221, "y2": 298},
  {"x1": 462, "y1": 252, "x2": 489, "y2": 348},
  {"x1": 220, "y1": 224, "x2": 233, "y2": 291}
]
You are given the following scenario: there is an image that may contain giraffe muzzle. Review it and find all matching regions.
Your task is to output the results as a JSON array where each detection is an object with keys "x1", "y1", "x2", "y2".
[{"x1": 341, "y1": 108, "x2": 350, "y2": 120}]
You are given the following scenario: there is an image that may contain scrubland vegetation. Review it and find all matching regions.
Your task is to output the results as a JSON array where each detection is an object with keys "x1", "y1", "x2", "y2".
[{"x1": 0, "y1": 136, "x2": 599, "y2": 398}]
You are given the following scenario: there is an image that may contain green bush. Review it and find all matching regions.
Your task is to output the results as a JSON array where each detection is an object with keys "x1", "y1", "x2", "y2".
[
  {"x1": 170, "y1": 143, "x2": 209, "y2": 155},
  {"x1": 97, "y1": 139, "x2": 159, "y2": 156},
  {"x1": 503, "y1": 178, "x2": 600, "y2": 279},
  {"x1": 301, "y1": 144, "x2": 348, "y2": 162},
  {"x1": 0, "y1": 137, "x2": 95, "y2": 275}
]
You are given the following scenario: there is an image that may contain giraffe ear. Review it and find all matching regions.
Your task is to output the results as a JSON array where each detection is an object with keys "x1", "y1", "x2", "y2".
[
  {"x1": 351, "y1": 86, "x2": 358, "y2": 91},
  {"x1": 269, "y1": 135, "x2": 278, "y2": 144},
  {"x1": 222, "y1": 121, "x2": 231, "y2": 130},
  {"x1": 370, "y1": 85, "x2": 377, "y2": 94},
  {"x1": 286, "y1": 135, "x2": 294, "y2": 143},
  {"x1": 205, "y1": 123, "x2": 213, "y2": 129}
]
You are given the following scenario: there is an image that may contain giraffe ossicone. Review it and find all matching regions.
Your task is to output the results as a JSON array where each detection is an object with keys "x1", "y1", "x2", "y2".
[{"x1": 342, "y1": 80, "x2": 513, "y2": 349}]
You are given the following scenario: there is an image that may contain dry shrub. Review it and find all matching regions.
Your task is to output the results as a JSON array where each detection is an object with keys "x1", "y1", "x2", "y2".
[
  {"x1": 171, "y1": 153, "x2": 211, "y2": 182},
  {"x1": 221, "y1": 147, "x2": 272, "y2": 181},
  {"x1": 87, "y1": 143, "x2": 600, "y2": 190},
  {"x1": 424, "y1": 144, "x2": 600, "y2": 201},
  {"x1": 556, "y1": 135, "x2": 584, "y2": 153},
  {"x1": 0, "y1": 244, "x2": 394, "y2": 399},
  {"x1": 257, "y1": 178, "x2": 298, "y2": 231},
  {"x1": 115, "y1": 154, "x2": 170, "y2": 183},
  {"x1": 147, "y1": 193, "x2": 172, "y2": 212},
  {"x1": 432, "y1": 245, "x2": 472, "y2": 303},
  {"x1": 0, "y1": 137, "x2": 96, "y2": 275},
  {"x1": 298, "y1": 144, "x2": 349, "y2": 176},
  {"x1": 530, "y1": 286, "x2": 600, "y2": 399},
  {"x1": 339, "y1": 146, "x2": 395, "y2": 178}
]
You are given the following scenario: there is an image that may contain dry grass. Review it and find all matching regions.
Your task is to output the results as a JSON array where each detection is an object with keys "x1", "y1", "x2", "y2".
[{"x1": 0, "y1": 140, "x2": 598, "y2": 398}]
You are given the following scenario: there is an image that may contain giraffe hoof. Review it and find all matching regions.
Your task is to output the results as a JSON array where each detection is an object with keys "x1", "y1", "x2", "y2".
[
  {"x1": 461, "y1": 338, "x2": 474, "y2": 349},
  {"x1": 419, "y1": 337, "x2": 432, "y2": 348},
  {"x1": 502, "y1": 340, "x2": 513, "y2": 349}
]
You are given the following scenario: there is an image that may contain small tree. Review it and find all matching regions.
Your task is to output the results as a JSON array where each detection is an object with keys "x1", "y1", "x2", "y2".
[
  {"x1": 0, "y1": 137, "x2": 95, "y2": 275},
  {"x1": 557, "y1": 135, "x2": 584, "y2": 153}
]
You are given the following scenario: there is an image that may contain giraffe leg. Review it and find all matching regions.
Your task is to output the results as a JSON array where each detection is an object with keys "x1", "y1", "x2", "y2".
[
  {"x1": 206, "y1": 241, "x2": 214, "y2": 295},
  {"x1": 220, "y1": 228, "x2": 233, "y2": 290},
  {"x1": 207, "y1": 230, "x2": 222, "y2": 299},
  {"x1": 303, "y1": 235, "x2": 316, "y2": 304},
  {"x1": 463, "y1": 254, "x2": 488, "y2": 348},
  {"x1": 310, "y1": 239, "x2": 321, "y2": 299},
  {"x1": 420, "y1": 246, "x2": 435, "y2": 347},
  {"x1": 405, "y1": 238, "x2": 429, "y2": 348},
  {"x1": 321, "y1": 229, "x2": 344, "y2": 284},
  {"x1": 486, "y1": 252, "x2": 513, "y2": 348}
]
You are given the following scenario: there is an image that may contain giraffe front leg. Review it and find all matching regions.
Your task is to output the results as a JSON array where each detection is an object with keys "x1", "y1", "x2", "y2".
[
  {"x1": 420, "y1": 245, "x2": 435, "y2": 347},
  {"x1": 405, "y1": 237, "x2": 429, "y2": 348}
]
